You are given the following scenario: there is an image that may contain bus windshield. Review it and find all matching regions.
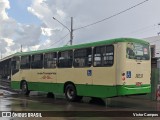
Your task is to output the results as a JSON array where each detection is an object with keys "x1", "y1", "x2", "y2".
[{"x1": 126, "y1": 42, "x2": 150, "y2": 60}]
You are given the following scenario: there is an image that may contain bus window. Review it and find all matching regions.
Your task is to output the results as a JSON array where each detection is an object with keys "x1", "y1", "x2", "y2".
[
  {"x1": 58, "y1": 50, "x2": 73, "y2": 68},
  {"x1": 31, "y1": 54, "x2": 43, "y2": 69},
  {"x1": 11, "y1": 57, "x2": 20, "y2": 75},
  {"x1": 44, "y1": 53, "x2": 57, "y2": 68},
  {"x1": 94, "y1": 45, "x2": 114, "y2": 67},
  {"x1": 126, "y1": 43, "x2": 150, "y2": 60},
  {"x1": 20, "y1": 56, "x2": 31, "y2": 69},
  {"x1": 74, "y1": 48, "x2": 92, "y2": 67}
]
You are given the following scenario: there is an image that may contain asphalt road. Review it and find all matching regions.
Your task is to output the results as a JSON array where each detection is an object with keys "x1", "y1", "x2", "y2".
[{"x1": 0, "y1": 88, "x2": 160, "y2": 120}]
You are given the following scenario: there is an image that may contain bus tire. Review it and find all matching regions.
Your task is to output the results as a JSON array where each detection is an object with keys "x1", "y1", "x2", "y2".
[
  {"x1": 21, "y1": 81, "x2": 30, "y2": 95},
  {"x1": 65, "y1": 84, "x2": 82, "y2": 102}
]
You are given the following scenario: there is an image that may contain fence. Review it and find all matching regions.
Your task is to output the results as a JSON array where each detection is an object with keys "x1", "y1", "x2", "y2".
[{"x1": 151, "y1": 68, "x2": 160, "y2": 101}]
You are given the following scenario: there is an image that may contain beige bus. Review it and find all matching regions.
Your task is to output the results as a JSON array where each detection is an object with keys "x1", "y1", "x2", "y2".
[{"x1": 11, "y1": 38, "x2": 151, "y2": 101}]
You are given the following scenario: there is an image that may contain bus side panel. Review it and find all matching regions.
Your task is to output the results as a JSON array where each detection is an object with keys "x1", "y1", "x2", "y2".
[
  {"x1": 11, "y1": 80, "x2": 20, "y2": 89},
  {"x1": 11, "y1": 68, "x2": 21, "y2": 90},
  {"x1": 11, "y1": 68, "x2": 61, "y2": 93},
  {"x1": 11, "y1": 80, "x2": 64, "y2": 94},
  {"x1": 76, "y1": 84, "x2": 117, "y2": 98},
  {"x1": 92, "y1": 67, "x2": 116, "y2": 86},
  {"x1": 116, "y1": 43, "x2": 126, "y2": 86},
  {"x1": 57, "y1": 68, "x2": 92, "y2": 85}
]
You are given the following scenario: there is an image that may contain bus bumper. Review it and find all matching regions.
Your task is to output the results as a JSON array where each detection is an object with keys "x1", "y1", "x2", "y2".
[{"x1": 117, "y1": 84, "x2": 151, "y2": 96}]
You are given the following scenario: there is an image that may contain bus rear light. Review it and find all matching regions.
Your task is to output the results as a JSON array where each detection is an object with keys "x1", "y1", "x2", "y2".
[
  {"x1": 122, "y1": 76, "x2": 125, "y2": 81},
  {"x1": 122, "y1": 73, "x2": 125, "y2": 80}
]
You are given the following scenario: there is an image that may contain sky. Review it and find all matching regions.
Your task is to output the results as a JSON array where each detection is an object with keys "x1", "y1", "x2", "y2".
[{"x1": 0, "y1": 0, "x2": 160, "y2": 58}]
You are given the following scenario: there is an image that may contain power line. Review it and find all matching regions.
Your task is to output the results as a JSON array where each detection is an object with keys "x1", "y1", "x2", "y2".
[
  {"x1": 120, "y1": 24, "x2": 156, "y2": 37},
  {"x1": 97, "y1": 24, "x2": 156, "y2": 38},
  {"x1": 45, "y1": 33, "x2": 69, "y2": 49},
  {"x1": 53, "y1": 17, "x2": 73, "y2": 45},
  {"x1": 74, "y1": 0, "x2": 149, "y2": 31},
  {"x1": 65, "y1": 40, "x2": 70, "y2": 46}
]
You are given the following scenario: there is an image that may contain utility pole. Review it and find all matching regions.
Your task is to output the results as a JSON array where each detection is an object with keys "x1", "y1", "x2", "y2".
[
  {"x1": 20, "y1": 44, "x2": 22, "y2": 52},
  {"x1": 70, "y1": 17, "x2": 73, "y2": 45},
  {"x1": 1, "y1": 52, "x2": 2, "y2": 59},
  {"x1": 158, "y1": 23, "x2": 160, "y2": 36},
  {"x1": 53, "y1": 17, "x2": 73, "y2": 45}
]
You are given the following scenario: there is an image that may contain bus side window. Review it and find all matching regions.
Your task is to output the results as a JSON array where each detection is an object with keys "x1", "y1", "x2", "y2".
[
  {"x1": 44, "y1": 52, "x2": 57, "y2": 68},
  {"x1": 94, "y1": 54, "x2": 101, "y2": 66},
  {"x1": 94, "y1": 45, "x2": 114, "y2": 67},
  {"x1": 127, "y1": 48, "x2": 135, "y2": 59},
  {"x1": 58, "y1": 50, "x2": 73, "y2": 68},
  {"x1": 93, "y1": 46, "x2": 105, "y2": 67},
  {"x1": 11, "y1": 57, "x2": 20, "y2": 75},
  {"x1": 105, "y1": 45, "x2": 114, "y2": 65},
  {"x1": 20, "y1": 56, "x2": 31, "y2": 69},
  {"x1": 74, "y1": 48, "x2": 92, "y2": 67},
  {"x1": 31, "y1": 54, "x2": 43, "y2": 69}
]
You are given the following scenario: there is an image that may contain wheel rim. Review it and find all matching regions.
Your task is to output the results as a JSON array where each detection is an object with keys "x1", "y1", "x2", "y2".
[
  {"x1": 22, "y1": 82, "x2": 27, "y2": 92},
  {"x1": 67, "y1": 88, "x2": 74, "y2": 99}
]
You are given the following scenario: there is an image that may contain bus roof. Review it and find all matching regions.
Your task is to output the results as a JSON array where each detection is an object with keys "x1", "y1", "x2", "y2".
[{"x1": 14, "y1": 38, "x2": 149, "y2": 56}]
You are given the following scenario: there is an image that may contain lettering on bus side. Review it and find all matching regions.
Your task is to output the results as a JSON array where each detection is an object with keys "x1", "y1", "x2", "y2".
[{"x1": 37, "y1": 72, "x2": 56, "y2": 75}]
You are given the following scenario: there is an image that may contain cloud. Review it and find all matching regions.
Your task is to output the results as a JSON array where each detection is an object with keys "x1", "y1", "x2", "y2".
[
  {"x1": 0, "y1": 38, "x2": 8, "y2": 53},
  {"x1": 41, "y1": 27, "x2": 54, "y2": 36},
  {"x1": 4, "y1": 38, "x2": 14, "y2": 46},
  {"x1": 28, "y1": 0, "x2": 156, "y2": 47},
  {"x1": 0, "y1": 0, "x2": 10, "y2": 20},
  {"x1": 27, "y1": 7, "x2": 43, "y2": 19},
  {"x1": 1, "y1": 0, "x2": 58, "y2": 57},
  {"x1": 1, "y1": 0, "x2": 160, "y2": 58},
  {"x1": 0, "y1": 0, "x2": 43, "y2": 57}
]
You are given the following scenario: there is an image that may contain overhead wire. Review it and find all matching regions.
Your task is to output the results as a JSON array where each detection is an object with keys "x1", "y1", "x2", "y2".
[
  {"x1": 65, "y1": 40, "x2": 70, "y2": 46},
  {"x1": 74, "y1": 0, "x2": 149, "y2": 31},
  {"x1": 120, "y1": 24, "x2": 157, "y2": 37},
  {"x1": 44, "y1": 33, "x2": 69, "y2": 49},
  {"x1": 40, "y1": 0, "x2": 150, "y2": 50}
]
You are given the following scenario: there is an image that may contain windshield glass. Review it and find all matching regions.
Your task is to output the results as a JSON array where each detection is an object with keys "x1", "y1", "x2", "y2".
[{"x1": 126, "y1": 42, "x2": 150, "y2": 60}]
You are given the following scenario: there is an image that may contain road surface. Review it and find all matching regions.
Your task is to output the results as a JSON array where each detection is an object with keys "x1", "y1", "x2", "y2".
[{"x1": 0, "y1": 88, "x2": 160, "y2": 120}]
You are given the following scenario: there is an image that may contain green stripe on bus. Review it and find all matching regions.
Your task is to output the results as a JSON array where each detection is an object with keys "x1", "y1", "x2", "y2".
[
  {"x1": 11, "y1": 81, "x2": 150, "y2": 98},
  {"x1": 117, "y1": 85, "x2": 151, "y2": 95}
]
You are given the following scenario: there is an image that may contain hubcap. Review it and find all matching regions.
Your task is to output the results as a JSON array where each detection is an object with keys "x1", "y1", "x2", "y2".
[
  {"x1": 22, "y1": 83, "x2": 27, "y2": 92},
  {"x1": 67, "y1": 88, "x2": 74, "y2": 99}
]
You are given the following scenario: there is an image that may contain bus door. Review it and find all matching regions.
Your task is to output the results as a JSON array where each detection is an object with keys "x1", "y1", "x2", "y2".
[
  {"x1": 42, "y1": 53, "x2": 57, "y2": 84},
  {"x1": 92, "y1": 45, "x2": 115, "y2": 86},
  {"x1": 11, "y1": 57, "x2": 20, "y2": 78},
  {"x1": 71, "y1": 48, "x2": 93, "y2": 85}
]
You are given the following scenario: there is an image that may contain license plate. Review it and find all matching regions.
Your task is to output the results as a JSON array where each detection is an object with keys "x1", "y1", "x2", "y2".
[
  {"x1": 135, "y1": 74, "x2": 143, "y2": 78},
  {"x1": 136, "y1": 82, "x2": 142, "y2": 86}
]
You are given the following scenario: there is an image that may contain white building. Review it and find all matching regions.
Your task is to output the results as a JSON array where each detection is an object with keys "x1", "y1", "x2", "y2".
[{"x1": 144, "y1": 35, "x2": 160, "y2": 57}]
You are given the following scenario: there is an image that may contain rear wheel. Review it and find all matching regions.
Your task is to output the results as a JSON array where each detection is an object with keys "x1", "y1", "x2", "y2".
[
  {"x1": 65, "y1": 84, "x2": 82, "y2": 102},
  {"x1": 21, "y1": 81, "x2": 30, "y2": 95}
]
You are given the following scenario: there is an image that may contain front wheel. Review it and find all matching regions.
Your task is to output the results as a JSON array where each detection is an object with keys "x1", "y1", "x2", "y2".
[
  {"x1": 21, "y1": 81, "x2": 30, "y2": 95},
  {"x1": 65, "y1": 84, "x2": 82, "y2": 102}
]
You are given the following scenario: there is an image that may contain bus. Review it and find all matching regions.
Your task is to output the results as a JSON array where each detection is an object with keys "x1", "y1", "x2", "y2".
[{"x1": 11, "y1": 38, "x2": 151, "y2": 101}]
